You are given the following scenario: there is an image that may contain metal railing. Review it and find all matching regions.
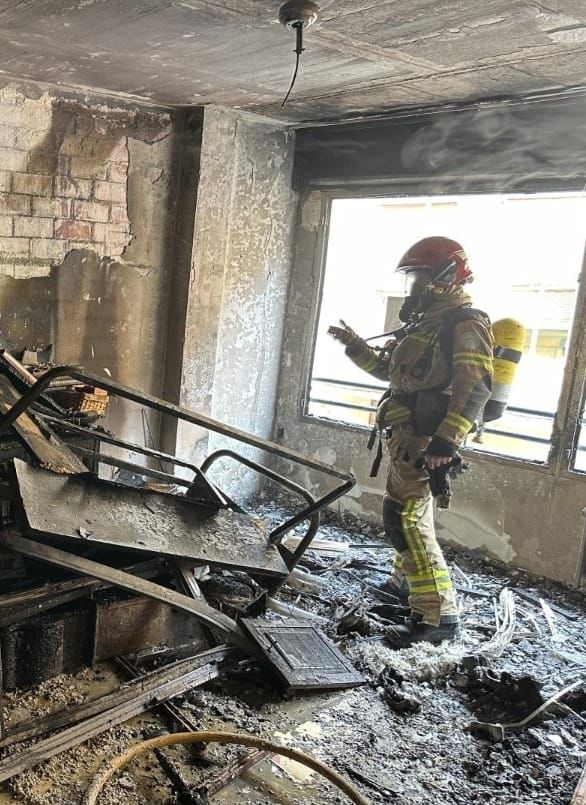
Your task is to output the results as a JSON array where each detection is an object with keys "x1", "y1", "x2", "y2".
[
  {"x1": 0, "y1": 365, "x2": 356, "y2": 579},
  {"x1": 309, "y1": 376, "x2": 586, "y2": 453}
]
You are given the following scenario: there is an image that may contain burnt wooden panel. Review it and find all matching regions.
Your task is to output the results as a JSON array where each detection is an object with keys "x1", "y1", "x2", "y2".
[
  {"x1": 1, "y1": 532, "x2": 258, "y2": 656},
  {"x1": 93, "y1": 596, "x2": 170, "y2": 662},
  {"x1": 2, "y1": 608, "x2": 93, "y2": 689},
  {"x1": 0, "y1": 377, "x2": 87, "y2": 475},
  {"x1": 92, "y1": 595, "x2": 205, "y2": 662},
  {"x1": 13, "y1": 460, "x2": 289, "y2": 577},
  {"x1": 241, "y1": 618, "x2": 364, "y2": 692}
]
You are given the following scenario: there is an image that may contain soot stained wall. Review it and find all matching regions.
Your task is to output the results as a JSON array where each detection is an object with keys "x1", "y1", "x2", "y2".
[
  {"x1": 277, "y1": 92, "x2": 586, "y2": 586},
  {"x1": 177, "y1": 106, "x2": 297, "y2": 499},
  {"x1": 0, "y1": 81, "x2": 182, "y2": 447}
]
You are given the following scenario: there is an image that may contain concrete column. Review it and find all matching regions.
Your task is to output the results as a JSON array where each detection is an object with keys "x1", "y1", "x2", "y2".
[{"x1": 176, "y1": 106, "x2": 297, "y2": 496}]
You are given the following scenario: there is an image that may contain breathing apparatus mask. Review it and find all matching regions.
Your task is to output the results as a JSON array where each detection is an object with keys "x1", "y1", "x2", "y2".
[{"x1": 398, "y1": 268, "x2": 434, "y2": 323}]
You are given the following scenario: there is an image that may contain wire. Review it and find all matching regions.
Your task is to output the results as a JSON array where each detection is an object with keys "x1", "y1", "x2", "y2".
[
  {"x1": 282, "y1": 21, "x2": 305, "y2": 107},
  {"x1": 281, "y1": 49, "x2": 302, "y2": 107}
]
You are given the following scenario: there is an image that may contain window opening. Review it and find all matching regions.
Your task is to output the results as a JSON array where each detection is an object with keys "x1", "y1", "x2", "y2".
[{"x1": 308, "y1": 194, "x2": 586, "y2": 464}]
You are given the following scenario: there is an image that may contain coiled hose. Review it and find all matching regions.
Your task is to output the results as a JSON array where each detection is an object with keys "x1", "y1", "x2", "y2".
[{"x1": 82, "y1": 730, "x2": 371, "y2": 805}]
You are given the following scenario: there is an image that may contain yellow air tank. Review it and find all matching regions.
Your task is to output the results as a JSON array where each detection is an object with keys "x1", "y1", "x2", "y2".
[{"x1": 483, "y1": 318, "x2": 526, "y2": 422}]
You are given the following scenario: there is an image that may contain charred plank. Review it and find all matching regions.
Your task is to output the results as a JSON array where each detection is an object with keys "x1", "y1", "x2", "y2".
[
  {"x1": 0, "y1": 376, "x2": 87, "y2": 474},
  {"x1": 0, "y1": 532, "x2": 258, "y2": 656},
  {"x1": 0, "y1": 646, "x2": 233, "y2": 749}
]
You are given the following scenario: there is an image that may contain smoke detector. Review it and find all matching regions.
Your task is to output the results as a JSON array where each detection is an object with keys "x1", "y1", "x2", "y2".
[
  {"x1": 278, "y1": 1, "x2": 320, "y2": 107},
  {"x1": 278, "y1": 0, "x2": 319, "y2": 30}
]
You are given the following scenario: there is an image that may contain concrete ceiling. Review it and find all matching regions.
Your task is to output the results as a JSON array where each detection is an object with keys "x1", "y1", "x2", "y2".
[{"x1": 0, "y1": 0, "x2": 584, "y2": 122}]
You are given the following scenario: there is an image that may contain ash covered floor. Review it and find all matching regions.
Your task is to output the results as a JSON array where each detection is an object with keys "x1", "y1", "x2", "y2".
[{"x1": 0, "y1": 504, "x2": 585, "y2": 805}]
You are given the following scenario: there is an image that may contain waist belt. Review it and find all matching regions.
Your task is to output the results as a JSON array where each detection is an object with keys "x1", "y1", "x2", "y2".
[
  {"x1": 367, "y1": 389, "x2": 414, "y2": 478},
  {"x1": 367, "y1": 389, "x2": 450, "y2": 477}
]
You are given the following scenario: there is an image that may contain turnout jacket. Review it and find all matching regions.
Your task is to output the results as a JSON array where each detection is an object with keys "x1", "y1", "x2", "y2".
[{"x1": 346, "y1": 289, "x2": 494, "y2": 449}]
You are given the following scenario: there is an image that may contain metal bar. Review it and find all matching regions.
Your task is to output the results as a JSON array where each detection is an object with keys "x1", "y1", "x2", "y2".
[
  {"x1": 0, "y1": 351, "x2": 67, "y2": 417},
  {"x1": 313, "y1": 377, "x2": 387, "y2": 392},
  {"x1": 310, "y1": 396, "x2": 561, "y2": 447},
  {"x1": 481, "y1": 428, "x2": 551, "y2": 446},
  {"x1": 201, "y1": 449, "x2": 316, "y2": 511},
  {"x1": 73, "y1": 446, "x2": 194, "y2": 489},
  {"x1": 0, "y1": 532, "x2": 257, "y2": 657},
  {"x1": 311, "y1": 397, "x2": 377, "y2": 414},
  {"x1": 0, "y1": 352, "x2": 39, "y2": 386},
  {"x1": 200, "y1": 450, "x2": 320, "y2": 571},
  {"x1": 478, "y1": 407, "x2": 554, "y2": 419},
  {"x1": 312, "y1": 377, "x2": 557, "y2": 418},
  {"x1": 269, "y1": 479, "x2": 355, "y2": 544},
  {"x1": 0, "y1": 366, "x2": 354, "y2": 482},
  {"x1": 40, "y1": 414, "x2": 226, "y2": 506}
]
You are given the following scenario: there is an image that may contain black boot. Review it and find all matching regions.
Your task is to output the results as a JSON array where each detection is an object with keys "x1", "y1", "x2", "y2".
[{"x1": 384, "y1": 615, "x2": 459, "y2": 648}]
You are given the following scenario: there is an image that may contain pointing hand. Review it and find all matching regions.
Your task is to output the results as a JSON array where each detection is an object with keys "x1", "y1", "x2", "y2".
[{"x1": 328, "y1": 320, "x2": 359, "y2": 346}]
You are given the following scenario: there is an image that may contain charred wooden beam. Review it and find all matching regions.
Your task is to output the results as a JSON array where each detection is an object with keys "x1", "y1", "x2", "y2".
[
  {"x1": 0, "y1": 376, "x2": 87, "y2": 474},
  {"x1": 0, "y1": 646, "x2": 233, "y2": 749},
  {"x1": 155, "y1": 749, "x2": 204, "y2": 805},
  {"x1": 0, "y1": 649, "x2": 231, "y2": 782},
  {"x1": 194, "y1": 748, "x2": 270, "y2": 800},
  {"x1": 115, "y1": 655, "x2": 203, "y2": 735},
  {"x1": 0, "y1": 559, "x2": 166, "y2": 628},
  {"x1": 0, "y1": 532, "x2": 258, "y2": 656}
]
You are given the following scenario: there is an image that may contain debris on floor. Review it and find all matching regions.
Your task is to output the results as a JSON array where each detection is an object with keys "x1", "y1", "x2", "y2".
[{"x1": 0, "y1": 364, "x2": 584, "y2": 803}]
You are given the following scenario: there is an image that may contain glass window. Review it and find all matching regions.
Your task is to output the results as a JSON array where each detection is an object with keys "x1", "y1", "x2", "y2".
[{"x1": 308, "y1": 193, "x2": 586, "y2": 464}]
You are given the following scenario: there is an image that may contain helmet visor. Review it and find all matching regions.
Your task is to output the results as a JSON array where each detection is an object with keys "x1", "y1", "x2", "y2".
[{"x1": 404, "y1": 268, "x2": 432, "y2": 296}]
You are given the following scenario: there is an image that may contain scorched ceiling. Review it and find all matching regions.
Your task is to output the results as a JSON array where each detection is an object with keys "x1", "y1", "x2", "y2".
[{"x1": 0, "y1": 0, "x2": 584, "y2": 121}]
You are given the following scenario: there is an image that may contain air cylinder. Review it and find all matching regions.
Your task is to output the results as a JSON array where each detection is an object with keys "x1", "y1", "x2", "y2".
[{"x1": 483, "y1": 318, "x2": 526, "y2": 422}]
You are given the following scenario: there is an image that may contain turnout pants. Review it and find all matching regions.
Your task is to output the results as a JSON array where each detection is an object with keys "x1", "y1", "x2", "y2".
[{"x1": 384, "y1": 424, "x2": 458, "y2": 626}]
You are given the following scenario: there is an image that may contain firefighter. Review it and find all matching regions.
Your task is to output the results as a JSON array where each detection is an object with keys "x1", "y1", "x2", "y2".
[{"x1": 329, "y1": 236, "x2": 493, "y2": 646}]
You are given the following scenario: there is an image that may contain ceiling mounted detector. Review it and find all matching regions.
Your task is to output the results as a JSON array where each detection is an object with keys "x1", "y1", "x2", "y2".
[{"x1": 278, "y1": 1, "x2": 320, "y2": 107}]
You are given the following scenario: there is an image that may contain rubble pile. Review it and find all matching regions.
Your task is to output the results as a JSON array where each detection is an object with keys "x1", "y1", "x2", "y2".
[{"x1": 0, "y1": 360, "x2": 582, "y2": 803}]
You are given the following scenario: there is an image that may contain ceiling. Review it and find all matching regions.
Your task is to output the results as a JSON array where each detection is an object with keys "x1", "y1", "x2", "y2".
[{"x1": 0, "y1": 0, "x2": 584, "y2": 122}]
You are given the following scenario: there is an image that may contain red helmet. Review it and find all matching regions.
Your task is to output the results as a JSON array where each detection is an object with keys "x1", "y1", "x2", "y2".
[{"x1": 396, "y1": 237, "x2": 472, "y2": 287}]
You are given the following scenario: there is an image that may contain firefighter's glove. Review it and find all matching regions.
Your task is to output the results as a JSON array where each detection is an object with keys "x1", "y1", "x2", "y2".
[
  {"x1": 328, "y1": 322, "x2": 360, "y2": 347},
  {"x1": 425, "y1": 435, "x2": 456, "y2": 469}
]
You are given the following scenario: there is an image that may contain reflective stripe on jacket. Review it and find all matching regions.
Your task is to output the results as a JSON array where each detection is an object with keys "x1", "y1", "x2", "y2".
[{"x1": 345, "y1": 289, "x2": 494, "y2": 447}]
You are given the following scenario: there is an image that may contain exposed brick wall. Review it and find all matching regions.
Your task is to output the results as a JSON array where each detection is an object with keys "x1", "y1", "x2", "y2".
[{"x1": 0, "y1": 86, "x2": 133, "y2": 277}]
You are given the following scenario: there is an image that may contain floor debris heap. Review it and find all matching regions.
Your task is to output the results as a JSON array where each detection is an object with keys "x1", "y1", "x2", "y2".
[
  {"x1": 0, "y1": 356, "x2": 583, "y2": 803},
  {"x1": 0, "y1": 357, "x2": 367, "y2": 803}
]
